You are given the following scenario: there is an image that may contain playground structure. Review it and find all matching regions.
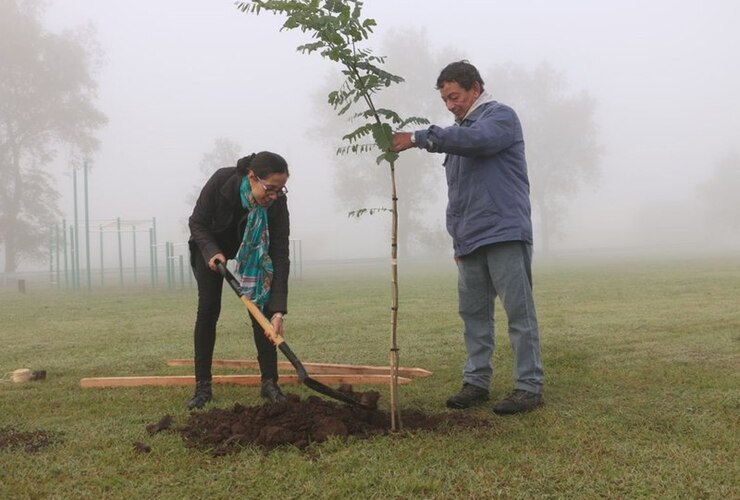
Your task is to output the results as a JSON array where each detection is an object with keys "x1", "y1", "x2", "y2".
[
  {"x1": 44, "y1": 164, "x2": 303, "y2": 291},
  {"x1": 48, "y1": 217, "x2": 304, "y2": 291}
]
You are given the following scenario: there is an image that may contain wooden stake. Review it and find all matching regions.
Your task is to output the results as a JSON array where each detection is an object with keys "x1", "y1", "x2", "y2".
[
  {"x1": 80, "y1": 374, "x2": 412, "y2": 389},
  {"x1": 165, "y1": 359, "x2": 432, "y2": 379},
  {"x1": 389, "y1": 160, "x2": 402, "y2": 431}
]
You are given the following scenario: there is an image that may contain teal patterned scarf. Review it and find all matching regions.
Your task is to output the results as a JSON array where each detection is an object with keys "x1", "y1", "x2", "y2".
[{"x1": 235, "y1": 176, "x2": 273, "y2": 307}]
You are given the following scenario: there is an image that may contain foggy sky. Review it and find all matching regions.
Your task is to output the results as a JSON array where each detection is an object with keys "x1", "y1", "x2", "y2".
[{"x1": 40, "y1": 0, "x2": 740, "y2": 264}]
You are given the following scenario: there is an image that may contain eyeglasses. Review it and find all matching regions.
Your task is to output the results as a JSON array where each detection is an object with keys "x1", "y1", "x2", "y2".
[{"x1": 256, "y1": 176, "x2": 288, "y2": 197}]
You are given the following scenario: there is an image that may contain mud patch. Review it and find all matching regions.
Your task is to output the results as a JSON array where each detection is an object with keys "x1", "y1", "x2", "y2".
[
  {"x1": 0, "y1": 426, "x2": 62, "y2": 453},
  {"x1": 178, "y1": 392, "x2": 491, "y2": 455}
]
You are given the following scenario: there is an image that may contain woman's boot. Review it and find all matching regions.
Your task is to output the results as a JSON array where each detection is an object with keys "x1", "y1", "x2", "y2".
[{"x1": 187, "y1": 380, "x2": 212, "y2": 409}]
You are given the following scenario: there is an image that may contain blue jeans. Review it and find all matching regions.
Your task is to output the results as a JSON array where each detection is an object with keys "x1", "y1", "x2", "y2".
[{"x1": 457, "y1": 241, "x2": 544, "y2": 393}]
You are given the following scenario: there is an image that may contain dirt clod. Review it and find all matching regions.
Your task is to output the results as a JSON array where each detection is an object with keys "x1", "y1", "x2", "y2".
[
  {"x1": 133, "y1": 441, "x2": 152, "y2": 453},
  {"x1": 178, "y1": 390, "x2": 491, "y2": 455},
  {"x1": 0, "y1": 426, "x2": 61, "y2": 453},
  {"x1": 146, "y1": 414, "x2": 173, "y2": 435}
]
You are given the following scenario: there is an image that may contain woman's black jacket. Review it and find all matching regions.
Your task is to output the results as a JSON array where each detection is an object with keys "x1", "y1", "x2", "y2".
[{"x1": 188, "y1": 166, "x2": 290, "y2": 313}]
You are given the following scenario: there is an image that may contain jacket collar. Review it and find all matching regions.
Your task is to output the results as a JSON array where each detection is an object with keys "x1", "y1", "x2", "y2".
[
  {"x1": 219, "y1": 168, "x2": 243, "y2": 204},
  {"x1": 458, "y1": 91, "x2": 497, "y2": 124}
]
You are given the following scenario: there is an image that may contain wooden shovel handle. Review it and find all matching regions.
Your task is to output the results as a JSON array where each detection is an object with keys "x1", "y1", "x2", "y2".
[
  {"x1": 239, "y1": 295, "x2": 284, "y2": 347},
  {"x1": 216, "y1": 260, "x2": 284, "y2": 347}
]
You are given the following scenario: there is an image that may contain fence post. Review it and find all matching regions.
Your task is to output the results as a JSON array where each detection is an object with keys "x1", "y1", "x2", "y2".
[
  {"x1": 83, "y1": 162, "x2": 91, "y2": 291},
  {"x1": 132, "y1": 225, "x2": 137, "y2": 285},
  {"x1": 152, "y1": 217, "x2": 158, "y2": 287},
  {"x1": 55, "y1": 224, "x2": 61, "y2": 288},
  {"x1": 48, "y1": 226, "x2": 54, "y2": 286},
  {"x1": 179, "y1": 254, "x2": 185, "y2": 289},
  {"x1": 99, "y1": 225, "x2": 105, "y2": 287},
  {"x1": 62, "y1": 219, "x2": 69, "y2": 289},
  {"x1": 149, "y1": 228, "x2": 155, "y2": 288},
  {"x1": 72, "y1": 168, "x2": 80, "y2": 290},
  {"x1": 117, "y1": 217, "x2": 123, "y2": 287},
  {"x1": 70, "y1": 226, "x2": 77, "y2": 290}
]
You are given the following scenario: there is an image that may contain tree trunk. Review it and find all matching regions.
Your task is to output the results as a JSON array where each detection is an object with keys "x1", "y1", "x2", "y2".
[
  {"x1": 388, "y1": 161, "x2": 402, "y2": 431},
  {"x1": 4, "y1": 222, "x2": 17, "y2": 273},
  {"x1": 3, "y1": 148, "x2": 22, "y2": 273}
]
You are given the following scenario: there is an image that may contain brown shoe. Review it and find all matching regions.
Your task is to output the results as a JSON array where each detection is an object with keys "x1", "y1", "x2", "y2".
[
  {"x1": 446, "y1": 383, "x2": 489, "y2": 409},
  {"x1": 492, "y1": 389, "x2": 543, "y2": 415}
]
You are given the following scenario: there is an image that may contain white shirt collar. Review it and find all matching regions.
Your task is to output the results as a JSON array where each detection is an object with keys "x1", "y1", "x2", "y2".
[{"x1": 460, "y1": 91, "x2": 496, "y2": 123}]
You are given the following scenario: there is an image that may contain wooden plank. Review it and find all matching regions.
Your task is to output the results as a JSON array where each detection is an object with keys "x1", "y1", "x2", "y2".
[
  {"x1": 80, "y1": 374, "x2": 412, "y2": 389},
  {"x1": 166, "y1": 358, "x2": 433, "y2": 378}
]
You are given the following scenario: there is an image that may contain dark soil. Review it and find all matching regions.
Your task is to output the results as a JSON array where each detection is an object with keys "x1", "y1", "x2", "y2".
[
  {"x1": 176, "y1": 389, "x2": 491, "y2": 456},
  {"x1": 146, "y1": 414, "x2": 173, "y2": 435},
  {"x1": 0, "y1": 426, "x2": 62, "y2": 453}
]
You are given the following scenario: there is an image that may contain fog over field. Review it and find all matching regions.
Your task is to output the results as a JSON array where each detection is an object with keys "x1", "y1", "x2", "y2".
[{"x1": 32, "y1": 0, "x2": 740, "y2": 266}]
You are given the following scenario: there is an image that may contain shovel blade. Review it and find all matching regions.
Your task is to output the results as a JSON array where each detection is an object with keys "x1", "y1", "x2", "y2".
[
  {"x1": 278, "y1": 343, "x2": 369, "y2": 408},
  {"x1": 303, "y1": 376, "x2": 371, "y2": 408}
]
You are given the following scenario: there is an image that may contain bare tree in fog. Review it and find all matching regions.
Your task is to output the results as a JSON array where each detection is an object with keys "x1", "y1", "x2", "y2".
[
  {"x1": 488, "y1": 63, "x2": 602, "y2": 253},
  {"x1": 186, "y1": 137, "x2": 242, "y2": 210},
  {"x1": 700, "y1": 151, "x2": 740, "y2": 234},
  {"x1": 0, "y1": 0, "x2": 106, "y2": 272},
  {"x1": 180, "y1": 137, "x2": 242, "y2": 238}
]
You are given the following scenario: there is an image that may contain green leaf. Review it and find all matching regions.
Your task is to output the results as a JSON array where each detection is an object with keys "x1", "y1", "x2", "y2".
[
  {"x1": 371, "y1": 122, "x2": 393, "y2": 151},
  {"x1": 399, "y1": 116, "x2": 431, "y2": 128},
  {"x1": 347, "y1": 207, "x2": 390, "y2": 218},
  {"x1": 376, "y1": 151, "x2": 399, "y2": 165}
]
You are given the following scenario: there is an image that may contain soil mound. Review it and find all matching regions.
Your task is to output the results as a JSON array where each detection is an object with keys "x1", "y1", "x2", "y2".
[{"x1": 179, "y1": 391, "x2": 491, "y2": 455}]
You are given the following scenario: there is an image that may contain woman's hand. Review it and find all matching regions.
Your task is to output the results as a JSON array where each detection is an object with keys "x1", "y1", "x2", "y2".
[
  {"x1": 271, "y1": 312, "x2": 285, "y2": 338},
  {"x1": 208, "y1": 253, "x2": 226, "y2": 271}
]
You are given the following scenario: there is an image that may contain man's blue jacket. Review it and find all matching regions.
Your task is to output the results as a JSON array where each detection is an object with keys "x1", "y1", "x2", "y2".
[{"x1": 414, "y1": 99, "x2": 533, "y2": 257}]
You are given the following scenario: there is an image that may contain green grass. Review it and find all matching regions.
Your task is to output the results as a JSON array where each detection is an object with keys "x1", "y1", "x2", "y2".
[{"x1": 1, "y1": 256, "x2": 738, "y2": 498}]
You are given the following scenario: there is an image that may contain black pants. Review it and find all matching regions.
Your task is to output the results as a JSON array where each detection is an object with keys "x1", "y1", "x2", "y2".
[{"x1": 191, "y1": 248, "x2": 278, "y2": 382}]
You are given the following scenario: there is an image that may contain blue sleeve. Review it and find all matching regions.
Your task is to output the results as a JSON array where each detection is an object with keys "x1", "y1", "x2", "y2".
[{"x1": 415, "y1": 105, "x2": 519, "y2": 157}]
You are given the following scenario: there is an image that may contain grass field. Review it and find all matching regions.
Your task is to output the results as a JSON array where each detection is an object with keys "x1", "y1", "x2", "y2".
[{"x1": 1, "y1": 256, "x2": 738, "y2": 498}]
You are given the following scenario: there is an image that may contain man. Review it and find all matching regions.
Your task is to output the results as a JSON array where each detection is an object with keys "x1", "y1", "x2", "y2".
[{"x1": 391, "y1": 60, "x2": 544, "y2": 415}]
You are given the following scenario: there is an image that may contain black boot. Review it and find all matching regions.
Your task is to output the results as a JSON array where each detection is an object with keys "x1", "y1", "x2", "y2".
[
  {"x1": 260, "y1": 379, "x2": 286, "y2": 403},
  {"x1": 187, "y1": 380, "x2": 212, "y2": 410}
]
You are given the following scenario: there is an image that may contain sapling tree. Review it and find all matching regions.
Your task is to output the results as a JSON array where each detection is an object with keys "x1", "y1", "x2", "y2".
[{"x1": 236, "y1": 0, "x2": 428, "y2": 430}]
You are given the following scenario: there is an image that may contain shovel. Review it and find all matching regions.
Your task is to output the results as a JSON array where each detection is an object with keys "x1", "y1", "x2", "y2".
[{"x1": 216, "y1": 261, "x2": 368, "y2": 408}]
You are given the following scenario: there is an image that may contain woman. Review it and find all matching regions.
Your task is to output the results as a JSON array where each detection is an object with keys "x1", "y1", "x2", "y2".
[{"x1": 187, "y1": 151, "x2": 290, "y2": 409}]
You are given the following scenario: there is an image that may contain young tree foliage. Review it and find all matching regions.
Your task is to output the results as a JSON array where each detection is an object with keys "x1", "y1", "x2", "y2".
[
  {"x1": 314, "y1": 29, "x2": 455, "y2": 257},
  {"x1": 236, "y1": 0, "x2": 428, "y2": 430},
  {"x1": 0, "y1": 0, "x2": 106, "y2": 272}
]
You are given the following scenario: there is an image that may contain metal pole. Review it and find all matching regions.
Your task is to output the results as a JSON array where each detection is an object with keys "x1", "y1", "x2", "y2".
[
  {"x1": 132, "y1": 226, "x2": 137, "y2": 284},
  {"x1": 179, "y1": 254, "x2": 184, "y2": 289},
  {"x1": 167, "y1": 242, "x2": 173, "y2": 290},
  {"x1": 149, "y1": 228, "x2": 155, "y2": 288},
  {"x1": 49, "y1": 226, "x2": 54, "y2": 285},
  {"x1": 62, "y1": 219, "x2": 69, "y2": 289},
  {"x1": 55, "y1": 224, "x2": 61, "y2": 288},
  {"x1": 169, "y1": 242, "x2": 175, "y2": 290},
  {"x1": 84, "y1": 162, "x2": 91, "y2": 290},
  {"x1": 72, "y1": 169, "x2": 79, "y2": 290},
  {"x1": 188, "y1": 252, "x2": 193, "y2": 288},
  {"x1": 70, "y1": 226, "x2": 77, "y2": 290},
  {"x1": 152, "y1": 217, "x2": 158, "y2": 286},
  {"x1": 117, "y1": 217, "x2": 123, "y2": 287},
  {"x1": 99, "y1": 225, "x2": 104, "y2": 287}
]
